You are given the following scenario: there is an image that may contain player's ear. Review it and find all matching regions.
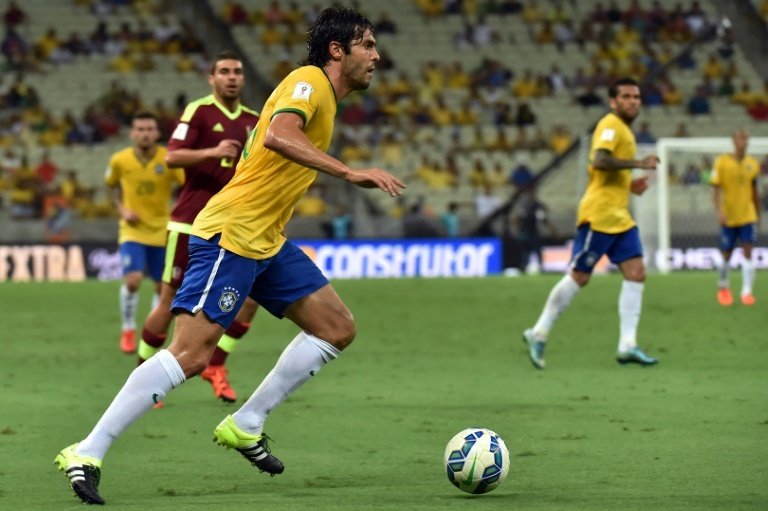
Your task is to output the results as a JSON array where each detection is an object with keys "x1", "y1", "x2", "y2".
[{"x1": 329, "y1": 41, "x2": 343, "y2": 61}]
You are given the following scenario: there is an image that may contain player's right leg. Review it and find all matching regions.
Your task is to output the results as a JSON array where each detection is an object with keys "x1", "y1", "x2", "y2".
[
  {"x1": 523, "y1": 224, "x2": 595, "y2": 368},
  {"x1": 118, "y1": 242, "x2": 150, "y2": 354},
  {"x1": 716, "y1": 228, "x2": 736, "y2": 306},
  {"x1": 202, "y1": 298, "x2": 260, "y2": 402}
]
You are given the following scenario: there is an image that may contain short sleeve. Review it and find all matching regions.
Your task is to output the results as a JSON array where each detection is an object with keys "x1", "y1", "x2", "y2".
[
  {"x1": 710, "y1": 156, "x2": 722, "y2": 186},
  {"x1": 592, "y1": 117, "x2": 622, "y2": 154},
  {"x1": 104, "y1": 154, "x2": 120, "y2": 186},
  {"x1": 168, "y1": 107, "x2": 201, "y2": 151},
  {"x1": 271, "y1": 71, "x2": 325, "y2": 126}
]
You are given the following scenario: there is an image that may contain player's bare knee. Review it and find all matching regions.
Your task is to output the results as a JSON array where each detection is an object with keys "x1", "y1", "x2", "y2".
[
  {"x1": 322, "y1": 317, "x2": 356, "y2": 350},
  {"x1": 625, "y1": 269, "x2": 645, "y2": 282}
]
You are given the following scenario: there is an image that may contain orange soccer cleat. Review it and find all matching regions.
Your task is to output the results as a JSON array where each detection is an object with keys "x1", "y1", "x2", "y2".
[
  {"x1": 120, "y1": 329, "x2": 136, "y2": 354},
  {"x1": 741, "y1": 293, "x2": 755, "y2": 306},
  {"x1": 717, "y1": 288, "x2": 733, "y2": 306},
  {"x1": 201, "y1": 365, "x2": 237, "y2": 402}
]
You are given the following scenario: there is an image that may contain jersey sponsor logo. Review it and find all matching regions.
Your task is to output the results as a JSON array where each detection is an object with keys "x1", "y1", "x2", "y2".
[
  {"x1": 600, "y1": 128, "x2": 615, "y2": 142},
  {"x1": 155, "y1": 163, "x2": 164, "y2": 175},
  {"x1": 171, "y1": 122, "x2": 189, "y2": 140},
  {"x1": 212, "y1": 122, "x2": 224, "y2": 132},
  {"x1": 218, "y1": 286, "x2": 240, "y2": 313},
  {"x1": 292, "y1": 82, "x2": 313, "y2": 100}
]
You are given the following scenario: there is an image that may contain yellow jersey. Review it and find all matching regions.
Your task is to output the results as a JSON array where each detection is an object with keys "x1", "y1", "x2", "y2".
[
  {"x1": 577, "y1": 112, "x2": 637, "y2": 233},
  {"x1": 192, "y1": 65, "x2": 337, "y2": 259},
  {"x1": 105, "y1": 146, "x2": 184, "y2": 246},
  {"x1": 711, "y1": 153, "x2": 760, "y2": 226}
]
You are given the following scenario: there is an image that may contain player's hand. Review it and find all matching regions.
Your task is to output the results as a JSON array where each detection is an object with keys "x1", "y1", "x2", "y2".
[
  {"x1": 210, "y1": 139, "x2": 242, "y2": 159},
  {"x1": 630, "y1": 176, "x2": 649, "y2": 195},
  {"x1": 120, "y1": 207, "x2": 140, "y2": 225},
  {"x1": 717, "y1": 211, "x2": 727, "y2": 225},
  {"x1": 347, "y1": 168, "x2": 406, "y2": 197},
  {"x1": 636, "y1": 155, "x2": 659, "y2": 170}
]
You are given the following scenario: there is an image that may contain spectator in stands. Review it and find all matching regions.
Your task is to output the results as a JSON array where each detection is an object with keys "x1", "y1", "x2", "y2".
[
  {"x1": 440, "y1": 202, "x2": 460, "y2": 238},
  {"x1": 660, "y1": 78, "x2": 683, "y2": 106},
  {"x1": 514, "y1": 186, "x2": 556, "y2": 274},
  {"x1": 403, "y1": 199, "x2": 440, "y2": 237},
  {"x1": 3, "y1": 1, "x2": 26, "y2": 29},
  {"x1": 373, "y1": 11, "x2": 397, "y2": 35},
  {"x1": 717, "y1": 76, "x2": 735, "y2": 97},
  {"x1": 35, "y1": 151, "x2": 58, "y2": 189},
  {"x1": 687, "y1": 86, "x2": 711, "y2": 116},
  {"x1": 222, "y1": 0, "x2": 249, "y2": 25},
  {"x1": 475, "y1": 182, "x2": 503, "y2": 218},
  {"x1": 731, "y1": 81, "x2": 755, "y2": 107},
  {"x1": 634, "y1": 122, "x2": 657, "y2": 145},
  {"x1": 674, "y1": 122, "x2": 691, "y2": 138},
  {"x1": 514, "y1": 102, "x2": 536, "y2": 127},
  {"x1": 9, "y1": 154, "x2": 42, "y2": 219},
  {"x1": 575, "y1": 86, "x2": 603, "y2": 108},
  {"x1": 509, "y1": 156, "x2": 534, "y2": 190},
  {"x1": 294, "y1": 185, "x2": 327, "y2": 217},
  {"x1": 547, "y1": 65, "x2": 568, "y2": 95},
  {"x1": 324, "y1": 204, "x2": 353, "y2": 240},
  {"x1": 549, "y1": 124, "x2": 573, "y2": 154}
]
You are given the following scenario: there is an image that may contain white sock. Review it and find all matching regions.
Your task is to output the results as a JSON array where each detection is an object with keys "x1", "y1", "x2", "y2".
[
  {"x1": 742, "y1": 259, "x2": 755, "y2": 296},
  {"x1": 531, "y1": 274, "x2": 581, "y2": 341},
  {"x1": 151, "y1": 292, "x2": 160, "y2": 310},
  {"x1": 120, "y1": 284, "x2": 138, "y2": 331},
  {"x1": 77, "y1": 350, "x2": 186, "y2": 460},
  {"x1": 716, "y1": 258, "x2": 730, "y2": 289},
  {"x1": 618, "y1": 280, "x2": 644, "y2": 352},
  {"x1": 233, "y1": 332, "x2": 340, "y2": 435}
]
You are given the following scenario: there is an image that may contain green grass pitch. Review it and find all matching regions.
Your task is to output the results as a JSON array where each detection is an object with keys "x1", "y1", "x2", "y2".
[{"x1": 1, "y1": 273, "x2": 766, "y2": 510}]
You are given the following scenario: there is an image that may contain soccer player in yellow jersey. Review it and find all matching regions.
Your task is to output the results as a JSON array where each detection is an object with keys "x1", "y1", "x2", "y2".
[
  {"x1": 55, "y1": 8, "x2": 405, "y2": 505},
  {"x1": 522, "y1": 78, "x2": 660, "y2": 369},
  {"x1": 105, "y1": 112, "x2": 184, "y2": 354},
  {"x1": 711, "y1": 129, "x2": 761, "y2": 306}
]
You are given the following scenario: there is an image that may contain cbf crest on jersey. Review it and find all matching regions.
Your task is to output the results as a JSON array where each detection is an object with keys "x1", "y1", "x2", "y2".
[
  {"x1": 218, "y1": 286, "x2": 240, "y2": 313},
  {"x1": 155, "y1": 163, "x2": 164, "y2": 175}
]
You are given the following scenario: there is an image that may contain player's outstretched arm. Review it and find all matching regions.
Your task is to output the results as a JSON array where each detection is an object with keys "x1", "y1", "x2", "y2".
[
  {"x1": 265, "y1": 112, "x2": 405, "y2": 196},
  {"x1": 165, "y1": 139, "x2": 242, "y2": 167},
  {"x1": 593, "y1": 150, "x2": 659, "y2": 171}
]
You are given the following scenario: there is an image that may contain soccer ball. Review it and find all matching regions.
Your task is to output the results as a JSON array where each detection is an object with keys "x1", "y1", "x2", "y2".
[{"x1": 444, "y1": 427, "x2": 510, "y2": 494}]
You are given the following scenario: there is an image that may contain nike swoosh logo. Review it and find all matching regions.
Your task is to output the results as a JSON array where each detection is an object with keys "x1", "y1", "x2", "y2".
[
  {"x1": 463, "y1": 453, "x2": 478, "y2": 486},
  {"x1": 152, "y1": 393, "x2": 160, "y2": 404}
]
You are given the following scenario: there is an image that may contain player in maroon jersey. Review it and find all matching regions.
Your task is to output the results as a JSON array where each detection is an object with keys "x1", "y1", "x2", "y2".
[{"x1": 138, "y1": 50, "x2": 261, "y2": 403}]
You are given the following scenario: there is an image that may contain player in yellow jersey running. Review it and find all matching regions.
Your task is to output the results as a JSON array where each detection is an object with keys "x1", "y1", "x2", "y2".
[
  {"x1": 711, "y1": 129, "x2": 761, "y2": 306},
  {"x1": 55, "y1": 7, "x2": 405, "y2": 505},
  {"x1": 522, "y1": 77, "x2": 660, "y2": 369},
  {"x1": 105, "y1": 112, "x2": 184, "y2": 354}
]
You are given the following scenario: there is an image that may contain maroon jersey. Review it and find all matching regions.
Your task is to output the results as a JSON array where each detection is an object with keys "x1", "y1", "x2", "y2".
[{"x1": 167, "y1": 95, "x2": 259, "y2": 224}]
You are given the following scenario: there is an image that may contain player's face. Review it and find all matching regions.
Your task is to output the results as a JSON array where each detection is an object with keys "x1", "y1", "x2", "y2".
[
  {"x1": 130, "y1": 119, "x2": 160, "y2": 150},
  {"x1": 733, "y1": 130, "x2": 749, "y2": 152},
  {"x1": 610, "y1": 85, "x2": 641, "y2": 123},
  {"x1": 342, "y1": 29, "x2": 379, "y2": 91},
  {"x1": 209, "y1": 59, "x2": 244, "y2": 102}
]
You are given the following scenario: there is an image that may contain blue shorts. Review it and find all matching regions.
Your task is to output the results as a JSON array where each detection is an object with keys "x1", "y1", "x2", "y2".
[
  {"x1": 120, "y1": 242, "x2": 165, "y2": 281},
  {"x1": 570, "y1": 224, "x2": 643, "y2": 273},
  {"x1": 720, "y1": 224, "x2": 756, "y2": 251},
  {"x1": 172, "y1": 234, "x2": 329, "y2": 328}
]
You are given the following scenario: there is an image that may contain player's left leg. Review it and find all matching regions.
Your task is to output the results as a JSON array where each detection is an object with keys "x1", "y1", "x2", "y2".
[
  {"x1": 215, "y1": 241, "x2": 345, "y2": 474},
  {"x1": 202, "y1": 298, "x2": 260, "y2": 402},
  {"x1": 716, "y1": 226, "x2": 737, "y2": 306},
  {"x1": 613, "y1": 228, "x2": 657, "y2": 366},
  {"x1": 739, "y1": 224, "x2": 756, "y2": 305}
]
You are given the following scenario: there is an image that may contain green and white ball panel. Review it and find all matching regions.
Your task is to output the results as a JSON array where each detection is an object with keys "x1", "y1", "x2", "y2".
[{"x1": 444, "y1": 427, "x2": 510, "y2": 494}]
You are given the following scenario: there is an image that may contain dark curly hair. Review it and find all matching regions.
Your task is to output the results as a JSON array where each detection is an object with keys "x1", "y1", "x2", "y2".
[{"x1": 306, "y1": 7, "x2": 374, "y2": 67}]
